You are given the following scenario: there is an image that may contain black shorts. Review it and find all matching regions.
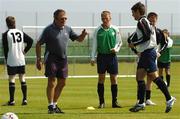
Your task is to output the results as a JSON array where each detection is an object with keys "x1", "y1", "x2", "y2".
[
  {"x1": 97, "y1": 53, "x2": 118, "y2": 75},
  {"x1": 157, "y1": 61, "x2": 170, "y2": 69},
  {"x1": 137, "y1": 48, "x2": 158, "y2": 73},
  {"x1": 45, "y1": 54, "x2": 68, "y2": 79},
  {"x1": 7, "y1": 65, "x2": 25, "y2": 75}
]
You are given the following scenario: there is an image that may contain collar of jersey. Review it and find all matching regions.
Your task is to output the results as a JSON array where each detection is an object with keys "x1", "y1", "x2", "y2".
[
  {"x1": 100, "y1": 24, "x2": 112, "y2": 31},
  {"x1": 52, "y1": 22, "x2": 64, "y2": 30},
  {"x1": 138, "y1": 15, "x2": 146, "y2": 21}
]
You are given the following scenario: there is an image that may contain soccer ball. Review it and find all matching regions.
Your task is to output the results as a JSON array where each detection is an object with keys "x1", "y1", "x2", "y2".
[{"x1": 1, "y1": 112, "x2": 18, "y2": 119}]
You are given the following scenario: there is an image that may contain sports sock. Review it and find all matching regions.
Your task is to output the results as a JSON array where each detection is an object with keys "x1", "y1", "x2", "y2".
[
  {"x1": 137, "y1": 80, "x2": 145, "y2": 104},
  {"x1": 53, "y1": 102, "x2": 57, "y2": 108},
  {"x1": 21, "y1": 82, "x2": 27, "y2": 101},
  {"x1": 137, "y1": 87, "x2": 140, "y2": 101},
  {"x1": 153, "y1": 77, "x2": 171, "y2": 101},
  {"x1": 97, "y1": 83, "x2": 104, "y2": 104},
  {"x1": 166, "y1": 75, "x2": 170, "y2": 87},
  {"x1": 9, "y1": 82, "x2": 15, "y2": 102},
  {"x1": 146, "y1": 90, "x2": 151, "y2": 100},
  {"x1": 111, "y1": 84, "x2": 118, "y2": 103},
  {"x1": 49, "y1": 102, "x2": 53, "y2": 106}
]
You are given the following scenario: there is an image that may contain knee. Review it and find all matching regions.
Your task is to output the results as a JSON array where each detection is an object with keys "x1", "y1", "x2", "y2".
[
  {"x1": 146, "y1": 83, "x2": 152, "y2": 90},
  {"x1": 57, "y1": 80, "x2": 66, "y2": 88},
  {"x1": 98, "y1": 79, "x2": 105, "y2": 84},
  {"x1": 110, "y1": 76, "x2": 117, "y2": 84},
  {"x1": 60, "y1": 81, "x2": 66, "y2": 87},
  {"x1": 48, "y1": 81, "x2": 56, "y2": 89},
  {"x1": 110, "y1": 78, "x2": 117, "y2": 84}
]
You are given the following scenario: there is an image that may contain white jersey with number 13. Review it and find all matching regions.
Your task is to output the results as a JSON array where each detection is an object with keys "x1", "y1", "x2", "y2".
[{"x1": 7, "y1": 29, "x2": 25, "y2": 66}]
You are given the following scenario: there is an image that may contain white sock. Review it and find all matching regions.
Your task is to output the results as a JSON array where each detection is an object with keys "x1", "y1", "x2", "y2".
[
  {"x1": 53, "y1": 102, "x2": 57, "y2": 108},
  {"x1": 49, "y1": 102, "x2": 53, "y2": 106}
]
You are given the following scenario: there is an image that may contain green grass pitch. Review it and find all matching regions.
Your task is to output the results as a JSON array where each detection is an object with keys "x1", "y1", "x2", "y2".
[{"x1": 0, "y1": 62, "x2": 180, "y2": 119}]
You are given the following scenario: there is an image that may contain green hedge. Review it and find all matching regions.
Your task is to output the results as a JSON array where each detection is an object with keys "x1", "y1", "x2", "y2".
[{"x1": 0, "y1": 37, "x2": 180, "y2": 63}]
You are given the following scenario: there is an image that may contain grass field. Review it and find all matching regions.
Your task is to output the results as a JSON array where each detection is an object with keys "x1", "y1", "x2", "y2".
[{"x1": 0, "y1": 62, "x2": 180, "y2": 119}]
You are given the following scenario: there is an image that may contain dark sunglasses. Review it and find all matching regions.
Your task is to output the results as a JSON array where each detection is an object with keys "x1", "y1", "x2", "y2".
[{"x1": 60, "y1": 17, "x2": 67, "y2": 20}]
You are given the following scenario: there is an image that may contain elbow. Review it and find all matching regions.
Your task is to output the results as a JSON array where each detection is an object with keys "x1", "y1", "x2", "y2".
[{"x1": 30, "y1": 40, "x2": 33, "y2": 45}]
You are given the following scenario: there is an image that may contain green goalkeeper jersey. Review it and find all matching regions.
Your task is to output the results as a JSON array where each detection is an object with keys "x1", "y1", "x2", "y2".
[
  {"x1": 158, "y1": 37, "x2": 173, "y2": 63},
  {"x1": 97, "y1": 27, "x2": 116, "y2": 54},
  {"x1": 158, "y1": 48, "x2": 171, "y2": 63},
  {"x1": 91, "y1": 25, "x2": 122, "y2": 60}
]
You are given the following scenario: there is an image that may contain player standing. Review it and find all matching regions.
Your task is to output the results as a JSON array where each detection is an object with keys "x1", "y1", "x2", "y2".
[
  {"x1": 2, "y1": 16, "x2": 33, "y2": 105},
  {"x1": 91, "y1": 10, "x2": 122, "y2": 108},
  {"x1": 158, "y1": 29, "x2": 173, "y2": 88},
  {"x1": 36, "y1": 9, "x2": 87, "y2": 114}
]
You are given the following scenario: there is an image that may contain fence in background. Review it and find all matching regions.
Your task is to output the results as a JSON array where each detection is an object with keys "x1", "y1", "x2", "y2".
[{"x1": 0, "y1": 25, "x2": 180, "y2": 79}]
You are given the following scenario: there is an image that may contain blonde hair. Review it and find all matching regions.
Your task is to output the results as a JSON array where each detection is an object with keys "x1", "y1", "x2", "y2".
[{"x1": 101, "y1": 10, "x2": 111, "y2": 17}]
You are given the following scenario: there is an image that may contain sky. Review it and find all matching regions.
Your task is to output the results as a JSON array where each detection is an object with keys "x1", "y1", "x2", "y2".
[
  {"x1": 0, "y1": 0, "x2": 180, "y2": 13},
  {"x1": 0, "y1": 0, "x2": 180, "y2": 35}
]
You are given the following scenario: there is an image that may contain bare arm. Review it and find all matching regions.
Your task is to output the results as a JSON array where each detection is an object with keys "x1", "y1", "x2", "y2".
[
  {"x1": 36, "y1": 41, "x2": 42, "y2": 70},
  {"x1": 90, "y1": 28, "x2": 98, "y2": 66}
]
